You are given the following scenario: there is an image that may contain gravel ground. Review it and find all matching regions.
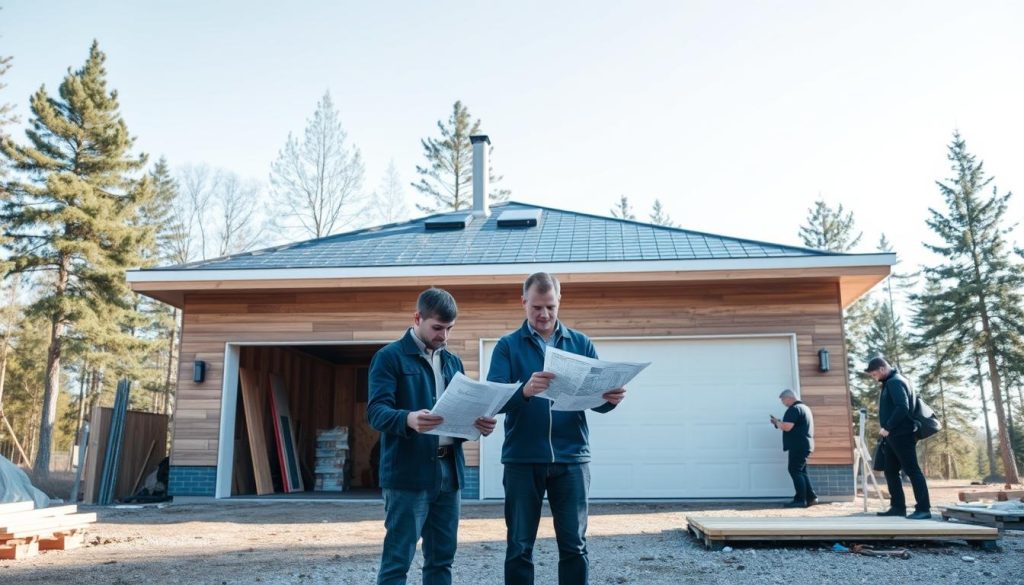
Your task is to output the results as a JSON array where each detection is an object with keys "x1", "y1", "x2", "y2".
[{"x1": 2, "y1": 481, "x2": 1022, "y2": 584}]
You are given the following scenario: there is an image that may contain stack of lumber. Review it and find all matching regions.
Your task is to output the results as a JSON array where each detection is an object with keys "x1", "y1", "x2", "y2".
[
  {"x1": 942, "y1": 502, "x2": 1024, "y2": 531},
  {"x1": 0, "y1": 502, "x2": 97, "y2": 560},
  {"x1": 315, "y1": 427, "x2": 349, "y2": 492},
  {"x1": 958, "y1": 488, "x2": 1024, "y2": 503}
]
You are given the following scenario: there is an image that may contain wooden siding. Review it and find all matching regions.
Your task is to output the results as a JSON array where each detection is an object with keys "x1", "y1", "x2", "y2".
[{"x1": 171, "y1": 280, "x2": 854, "y2": 471}]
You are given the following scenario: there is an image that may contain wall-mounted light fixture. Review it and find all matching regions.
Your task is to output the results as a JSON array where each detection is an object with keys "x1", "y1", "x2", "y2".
[
  {"x1": 818, "y1": 349, "x2": 830, "y2": 373},
  {"x1": 193, "y1": 360, "x2": 206, "y2": 383}
]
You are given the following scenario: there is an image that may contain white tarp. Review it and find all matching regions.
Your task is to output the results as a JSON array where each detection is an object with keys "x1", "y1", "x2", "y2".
[{"x1": 0, "y1": 454, "x2": 50, "y2": 508}]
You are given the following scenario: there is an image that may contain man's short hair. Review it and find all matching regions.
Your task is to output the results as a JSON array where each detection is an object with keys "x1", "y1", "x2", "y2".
[
  {"x1": 779, "y1": 389, "x2": 797, "y2": 400},
  {"x1": 417, "y1": 288, "x2": 458, "y2": 322},
  {"x1": 864, "y1": 356, "x2": 890, "y2": 373},
  {"x1": 523, "y1": 272, "x2": 561, "y2": 297}
]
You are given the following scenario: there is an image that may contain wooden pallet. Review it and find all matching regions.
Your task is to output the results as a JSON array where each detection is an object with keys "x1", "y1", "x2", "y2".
[
  {"x1": 686, "y1": 515, "x2": 1000, "y2": 551},
  {"x1": 942, "y1": 505, "x2": 1024, "y2": 531},
  {"x1": 958, "y1": 489, "x2": 1024, "y2": 502},
  {"x1": 0, "y1": 504, "x2": 96, "y2": 560}
]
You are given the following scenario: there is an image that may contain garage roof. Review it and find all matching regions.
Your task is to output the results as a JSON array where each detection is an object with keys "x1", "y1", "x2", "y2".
[{"x1": 143, "y1": 202, "x2": 843, "y2": 272}]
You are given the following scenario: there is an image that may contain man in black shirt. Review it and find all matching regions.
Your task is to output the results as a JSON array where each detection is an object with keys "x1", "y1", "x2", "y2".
[
  {"x1": 865, "y1": 356, "x2": 931, "y2": 520},
  {"x1": 771, "y1": 389, "x2": 817, "y2": 508}
]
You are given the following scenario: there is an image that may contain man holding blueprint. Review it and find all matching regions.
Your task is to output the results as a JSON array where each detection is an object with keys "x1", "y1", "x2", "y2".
[
  {"x1": 367, "y1": 288, "x2": 497, "y2": 585},
  {"x1": 488, "y1": 272, "x2": 636, "y2": 585}
]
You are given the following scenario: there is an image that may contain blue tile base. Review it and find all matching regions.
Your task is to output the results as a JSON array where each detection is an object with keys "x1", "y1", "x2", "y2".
[
  {"x1": 807, "y1": 464, "x2": 854, "y2": 497},
  {"x1": 169, "y1": 465, "x2": 217, "y2": 496},
  {"x1": 463, "y1": 467, "x2": 480, "y2": 500}
]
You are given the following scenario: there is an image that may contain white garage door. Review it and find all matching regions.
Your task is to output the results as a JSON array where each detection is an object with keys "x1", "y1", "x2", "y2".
[{"x1": 479, "y1": 335, "x2": 799, "y2": 499}]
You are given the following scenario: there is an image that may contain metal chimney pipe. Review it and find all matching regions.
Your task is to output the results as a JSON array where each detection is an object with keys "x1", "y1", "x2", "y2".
[{"x1": 470, "y1": 134, "x2": 490, "y2": 218}]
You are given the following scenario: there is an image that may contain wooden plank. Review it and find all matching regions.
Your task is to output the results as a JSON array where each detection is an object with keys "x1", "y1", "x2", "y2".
[
  {"x1": 959, "y1": 489, "x2": 1024, "y2": 502},
  {"x1": 0, "y1": 538, "x2": 39, "y2": 560},
  {"x1": 268, "y1": 372, "x2": 304, "y2": 493},
  {"x1": 0, "y1": 513, "x2": 98, "y2": 539},
  {"x1": 0, "y1": 505, "x2": 78, "y2": 524},
  {"x1": 39, "y1": 530, "x2": 85, "y2": 551},
  {"x1": 0, "y1": 502, "x2": 34, "y2": 515},
  {"x1": 239, "y1": 368, "x2": 275, "y2": 495},
  {"x1": 685, "y1": 515, "x2": 998, "y2": 539}
]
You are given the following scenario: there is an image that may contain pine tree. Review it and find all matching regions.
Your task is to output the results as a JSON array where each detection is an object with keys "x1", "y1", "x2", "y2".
[
  {"x1": 648, "y1": 199, "x2": 676, "y2": 226},
  {"x1": 0, "y1": 47, "x2": 16, "y2": 275},
  {"x1": 911, "y1": 281, "x2": 979, "y2": 479},
  {"x1": 413, "y1": 101, "x2": 509, "y2": 213},
  {"x1": 799, "y1": 199, "x2": 862, "y2": 252},
  {"x1": 610, "y1": 195, "x2": 635, "y2": 220},
  {"x1": 798, "y1": 199, "x2": 876, "y2": 410},
  {"x1": 270, "y1": 91, "x2": 365, "y2": 238},
  {"x1": 0, "y1": 42, "x2": 156, "y2": 475},
  {"x1": 913, "y1": 131, "x2": 1024, "y2": 485}
]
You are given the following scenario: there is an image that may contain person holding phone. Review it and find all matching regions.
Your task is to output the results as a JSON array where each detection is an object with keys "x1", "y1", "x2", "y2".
[{"x1": 771, "y1": 389, "x2": 817, "y2": 508}]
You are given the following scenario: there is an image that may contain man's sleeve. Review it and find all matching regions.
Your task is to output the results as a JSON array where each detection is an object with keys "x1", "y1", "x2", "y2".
[
  {"x1": 367, "y1": 350, "x2": 411, "y2": 437},
  {"x1": 490, "y1": 338, "x2": 529, "y2": 414},
  {"x1": 883, "y1": 379, "x2": 912, "y2": 431}
]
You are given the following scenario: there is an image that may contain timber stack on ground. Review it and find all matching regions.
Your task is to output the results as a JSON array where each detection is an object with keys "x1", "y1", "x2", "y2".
[{"x1": 0, "y1": 502, "x2": 97, "y2": 560}]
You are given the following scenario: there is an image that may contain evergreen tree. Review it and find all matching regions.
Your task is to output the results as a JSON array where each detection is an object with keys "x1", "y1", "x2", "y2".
[
  {"x1": 913, "y1": 131, "x2": 1024, "y2": 484},
  {"x1": 648, "y1": 199, "x2": 676, "y2": 226},
  {"x1": 0, "y1": 42, "x2": 155, "y2": 475},
  {"x1": 0, "y1": 47, "x2": 16, "y2": 275},
  {"x1": 413, "y1": 101, "x2": 509, "y2": 213},
  {"x1": 610, "y1": 195, "x2": 635, "y2": 220},
  {"x1": 270, "y1": 91, "x2": 365, "y2": 238},
  {"x1": 798, "y1": 199, "x2": 877, "y2": 410},
  {"x1": 799, "y1": 199, "x2": 862, "y2": 252},
  {"x1": 911, "y1": 281, "x2": 979, "y2": 479}
]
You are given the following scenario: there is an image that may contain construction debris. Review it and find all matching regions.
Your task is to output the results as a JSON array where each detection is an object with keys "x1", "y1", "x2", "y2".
[
  {"x1": 943, "y1": 501, "x2": 1024, "y2": 531},
  {"x1": 0, "y1": 502, "x2": 96, "y2": 560},
  {"x1": 315, "y1": 427, "x2": 349, "y2": 492}
]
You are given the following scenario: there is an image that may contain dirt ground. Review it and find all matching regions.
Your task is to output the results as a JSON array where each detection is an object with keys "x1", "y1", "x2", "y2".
[{"x1": 2, "y1": 480, "x2": 1022, "y2": 584}]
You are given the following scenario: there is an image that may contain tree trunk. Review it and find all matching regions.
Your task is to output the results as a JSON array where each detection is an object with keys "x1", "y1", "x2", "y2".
[
  {"x1": 163, "y1": 308, "x2": 178, "y2": 415},
  {"x1": 938, "y1": 367, "x2": 952, "y2": 480},
  {"x1": 979, "y1": 305, "x2": 1020, "y2": 484},
  {"x1": 33, "y1": 258, "x2": 69, "y2": 477},
  {"x1": 975, "y1": 352, "x2": 998, "y2": 480}
]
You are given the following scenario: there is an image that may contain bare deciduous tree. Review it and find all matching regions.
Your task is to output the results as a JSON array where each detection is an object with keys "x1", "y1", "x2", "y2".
[{"x1": 270, "y1": 91, "x2": 365, "y2": 239}]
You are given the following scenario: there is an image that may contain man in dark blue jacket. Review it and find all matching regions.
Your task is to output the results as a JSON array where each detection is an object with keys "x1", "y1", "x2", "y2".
[
  {"x1": 866, "y1": 356, "x2": 931, "y2": 520},
  {"x1": 488, "y1": 272, "x2": 627, "y2": 585},
  {"x1": 368, "y1": 288, "x2": 497, "y2": 585}
]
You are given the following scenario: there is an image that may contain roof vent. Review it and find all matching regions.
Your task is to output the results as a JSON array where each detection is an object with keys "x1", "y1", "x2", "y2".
[
  {"x1": 496, "y1": 209, "x2": 542, "y2": 228},
  {"x1": 424, "y1": 213, "x2": 474, "y2": 230}
]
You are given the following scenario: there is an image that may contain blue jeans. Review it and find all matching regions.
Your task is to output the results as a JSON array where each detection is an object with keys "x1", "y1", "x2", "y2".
[
  {"x1": 503, "y1": 463, "x2": 590, "y2": 585},
  {"x1": 378, "y1": 457, "x2": 460, "y2": 585}
]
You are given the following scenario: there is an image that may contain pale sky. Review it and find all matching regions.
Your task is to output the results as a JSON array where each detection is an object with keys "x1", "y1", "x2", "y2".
[{"x1": 3, "y1": 0, "x2": 1023, "y2": 282}]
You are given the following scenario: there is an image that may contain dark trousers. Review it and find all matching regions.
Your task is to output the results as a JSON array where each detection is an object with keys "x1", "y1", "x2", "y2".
[
  {"x1": 503, "y1": 463, "x2": 590, "y2": 585},
  {"x1": 787, "y1": 449, "x2": 816, "y2": 503},
  {"x1": 882, "y1": 434, "x2": 930, "y2": 513},
  {"x1": 378, "y1": 457, "x2": 460, "y2": 585}
]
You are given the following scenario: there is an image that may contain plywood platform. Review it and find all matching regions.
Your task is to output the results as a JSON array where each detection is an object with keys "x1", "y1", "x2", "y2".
[{"x1": 686, "y1": 515, "x2": 1000, "y2": 550}]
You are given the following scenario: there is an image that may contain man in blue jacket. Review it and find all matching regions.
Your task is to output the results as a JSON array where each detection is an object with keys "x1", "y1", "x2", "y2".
[
  {"x1": 368, "y1": 288, "x2": 497, "y2": 585},
  {"x1": 488, "y1": 272, "x2": 627, "y2": 585},
  {"x1": 866, "y1": 356, "x2": 931, "y2": 520}
]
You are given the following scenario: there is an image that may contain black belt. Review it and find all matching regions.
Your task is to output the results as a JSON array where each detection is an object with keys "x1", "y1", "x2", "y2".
[{"x1": 436, "y1": 446, "x2": 454, "y2": 459}]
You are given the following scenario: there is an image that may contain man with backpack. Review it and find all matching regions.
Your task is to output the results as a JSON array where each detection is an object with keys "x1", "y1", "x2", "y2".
[{"x1": 865, "y1": 357, "x2": 931, "y2": 520}]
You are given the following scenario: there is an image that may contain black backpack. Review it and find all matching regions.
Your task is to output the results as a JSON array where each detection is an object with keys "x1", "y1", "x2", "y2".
[{"x1": 911, "y1": 389, "x2": 941, "y2": 441}]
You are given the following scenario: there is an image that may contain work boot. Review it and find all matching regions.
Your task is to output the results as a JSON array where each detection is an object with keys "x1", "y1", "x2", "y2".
[
  {"x1": 907, "y1": 510, "x2": 932, "y2": 520},
  {"x1": 875, "y1": 508, "x2": 906, "y2": 517},
  {"x1": 783, "y1": 500, "x2": 806, "y2": 508}
]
